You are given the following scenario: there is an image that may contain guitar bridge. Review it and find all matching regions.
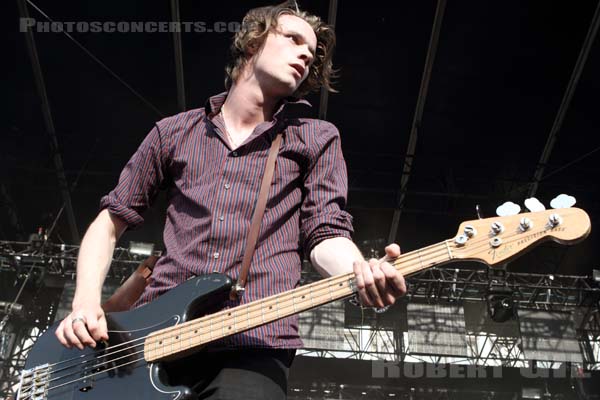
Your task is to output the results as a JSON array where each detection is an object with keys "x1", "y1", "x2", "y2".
[{"x1": 17, "y1": 364, "x2": 50, "y2": 400}]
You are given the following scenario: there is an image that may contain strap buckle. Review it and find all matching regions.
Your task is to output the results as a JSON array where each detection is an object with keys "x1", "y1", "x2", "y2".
[{"x1": 229, "y1": 282, "x2": 246, "y2": 300}]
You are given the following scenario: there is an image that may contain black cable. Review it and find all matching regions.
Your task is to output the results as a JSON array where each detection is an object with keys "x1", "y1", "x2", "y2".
[{"x1": 25, "y1": 0, "x2": 165, "y2": 118}]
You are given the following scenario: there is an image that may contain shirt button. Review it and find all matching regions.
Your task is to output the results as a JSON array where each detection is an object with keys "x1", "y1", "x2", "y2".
[
  {"x1": 213, "y1": 252, "x2": 220, "y2": 259},
  {"x1": 224, "y1": 183, "x2": 231, "y2": 190},
  {"x1": 232, "y1": 151, "x2": 238, "y2": 157},
  {"x1": 218, "y1": 215, "x2": 224, "y2": 221}
]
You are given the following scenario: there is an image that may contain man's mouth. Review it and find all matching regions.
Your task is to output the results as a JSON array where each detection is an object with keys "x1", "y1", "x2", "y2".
[{"x1": 290, "y1": 63, "x2": 305, "y2": 78}]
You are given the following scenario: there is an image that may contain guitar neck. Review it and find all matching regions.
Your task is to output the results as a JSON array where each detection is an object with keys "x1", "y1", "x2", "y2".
[{"x1": 144, "y1": 240, "x2": 454, "y2": 362}]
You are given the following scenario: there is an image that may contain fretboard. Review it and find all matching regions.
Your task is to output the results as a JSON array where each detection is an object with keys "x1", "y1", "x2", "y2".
[{"x1": 144, "y1": 240, "x2": 454, "y2": 362}]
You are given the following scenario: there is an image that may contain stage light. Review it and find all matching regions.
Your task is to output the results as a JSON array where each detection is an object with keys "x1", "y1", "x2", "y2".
[
  {"x1": 521, "y1": 387, "x2": 542, "y2": 399},
  {"x1": 486, "y1": 287, "x2": 517, "y2": 323},
  {"x1": 129, "y1": 241, "x2": 155, "y2": 257}
]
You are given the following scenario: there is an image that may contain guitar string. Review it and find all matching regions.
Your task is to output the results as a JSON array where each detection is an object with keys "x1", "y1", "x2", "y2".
[
  {"x1": 39, "y1": 241, "x2": 451, "y2": 383},
  {"x1": 40, "y1": 224, "x2": 559, "y2": 389},
  {"x1": 39, "y1": 239, "x2": 450, "y2": 371},
  {"x1": 41, "y1": 223, "x2": 557, "y2": 393},
  {"x1": 45, "y1": 267, "x2": 424, "y2": 392},
  {"x1": 146, "y1": 223, "x2": 564, "y2": 352},
  {"x1": 125, "y1": 224, "x2": 563, "y2": 356},
  {"x1": 43, "y1": 349, "x2": 146, "y2": 386},
  {"x1": 142, "y1": 241, "x2": 451, "y2": 340},
  {"x1": 142, "y1": 224, "x2": 543, "y2": 351}
]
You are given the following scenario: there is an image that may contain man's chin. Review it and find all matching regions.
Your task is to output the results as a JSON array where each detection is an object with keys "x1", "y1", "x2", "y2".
[{"x1": 267, "y1": 80, "x2": 300, "y2": 99}]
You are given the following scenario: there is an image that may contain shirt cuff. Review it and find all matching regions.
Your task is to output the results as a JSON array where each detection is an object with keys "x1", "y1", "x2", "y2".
[
  {"x1": 301, "y1": 210, "x2": 354, "y2": 255},
  {"x1": 99, "y1": 194, "x2": 144, "y2": 229}
]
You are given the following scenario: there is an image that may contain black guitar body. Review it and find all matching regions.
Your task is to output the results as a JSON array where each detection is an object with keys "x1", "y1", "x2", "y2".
[{"x1": 20, "y1": 273, "x2": 233, "y2": 400}]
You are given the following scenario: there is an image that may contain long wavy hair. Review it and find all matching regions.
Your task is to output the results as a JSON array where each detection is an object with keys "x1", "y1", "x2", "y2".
[{"x1": 224, "y1": 1, "x2": 337, "y2": 98}]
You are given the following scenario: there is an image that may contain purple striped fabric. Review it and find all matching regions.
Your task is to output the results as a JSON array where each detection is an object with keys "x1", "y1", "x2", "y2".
[{"x1": 100, "y1": 92, "x2": 353, "y2": 349}]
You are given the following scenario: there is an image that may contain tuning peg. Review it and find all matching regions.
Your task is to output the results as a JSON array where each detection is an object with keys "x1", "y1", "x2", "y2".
[
  {"x1": 524, "y1": 197, "x2": 546, "y2": 212},
  {"x1": 550, "y1": 194, "x2": 576, "y2": 209},
  {"x1": 496, "y1": 201, "x2": 521, "y2": 217}
]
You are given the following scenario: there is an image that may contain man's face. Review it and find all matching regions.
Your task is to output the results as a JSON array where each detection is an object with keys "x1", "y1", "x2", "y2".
[{"x1": 250, "y1": 14, "x2": 317, "y2": 98}]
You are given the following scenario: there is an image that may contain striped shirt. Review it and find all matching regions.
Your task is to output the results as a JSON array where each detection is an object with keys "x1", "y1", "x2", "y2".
[{"x1": 100, "y1": 92, "x2": 353, "y2": 349}]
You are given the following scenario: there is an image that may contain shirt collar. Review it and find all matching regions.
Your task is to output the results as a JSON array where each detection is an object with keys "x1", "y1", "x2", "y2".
[{"x1": 205, "y1": 91, "x2": 311, "y2": 121}]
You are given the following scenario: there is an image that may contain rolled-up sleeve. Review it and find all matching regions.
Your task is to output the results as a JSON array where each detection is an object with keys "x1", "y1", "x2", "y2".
[
  {"x1": 100, "y1": 123, "x2": 168, "y2": 229},
  {"x1": 300, "y1": 121, "x2": 354, "y2": 254}
]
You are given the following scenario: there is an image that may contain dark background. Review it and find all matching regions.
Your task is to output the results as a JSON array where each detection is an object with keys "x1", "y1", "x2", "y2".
[{"x1": 5, "y1": 0, "x2": 600, "y2": 276}]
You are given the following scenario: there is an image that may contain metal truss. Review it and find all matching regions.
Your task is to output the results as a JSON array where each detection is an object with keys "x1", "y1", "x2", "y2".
[
  {"x1": 405, "y1": 266, "x2": 600, "y2": 307},
  {"x1": 0, "y1": 325, "x2": 43, "y2": 399},
  {"x1": 466, "y1": 334, "x2": 524, "y2": 368},
  {"x1": 0, "y1": 239, "x2": 153, "y2": 281},
  {"x1": 298, "y1": 265, "x2": 600, "y2": 369}
]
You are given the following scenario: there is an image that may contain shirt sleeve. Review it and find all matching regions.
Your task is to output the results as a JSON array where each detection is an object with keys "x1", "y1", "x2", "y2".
[
  {"x1": 99, "y1": 123, "x2": 169, "y2": 229},
  {"x1": 300, "y1": 120, "x2": 354, "y2": 254}
]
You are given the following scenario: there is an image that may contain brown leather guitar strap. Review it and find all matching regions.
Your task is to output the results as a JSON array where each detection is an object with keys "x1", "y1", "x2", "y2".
[
  {"x1": 230, "y1": 132, "x2": 282, "y2": 300},
  {"x1": 102, "y1": 255, "x2": 158, "y2": 312}
]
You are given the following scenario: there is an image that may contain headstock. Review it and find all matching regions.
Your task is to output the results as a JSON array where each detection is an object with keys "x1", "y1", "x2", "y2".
[{"x1": 450, "y1": 207, "x2": 590, "y2": 266}]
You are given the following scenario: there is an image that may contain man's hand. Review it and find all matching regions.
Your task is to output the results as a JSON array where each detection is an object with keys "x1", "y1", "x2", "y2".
[
  {"x1": 352, "y1": 244, "x2": 406, "y2": 308},
  {"x1": 55, "y1": 302, "x2": 109, "y2": 350}
]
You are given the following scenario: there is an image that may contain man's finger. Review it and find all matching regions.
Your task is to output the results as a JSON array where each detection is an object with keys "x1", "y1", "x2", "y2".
[
  {"x1": 55, "y1": 320, "x2": 69, "y2": 348},
  {"x1": 381, "y1": 263, "x2": 407, "y2": 296},
  {"x1": 353, "y1": 261, "x2": 373, "y2": 307},
  {"x1": 86, "y1": 312, "x2": 103, "y2": 342},
  {"x1": 363, "y1": 261, "x2": 384, "y2": 308},
  {"x1": 372, "y1": 263, "x2": 397, "y2": 305},
  {"x1": 72, "y1": 317, "x2": 95, "y2": 348},
  {"x1": 384, "y1": 243, "x2": 401, "y2": 258},
  {"x1": 63, "y1": 320, "x2": 83, "y2": 350},
  {"x1": 98, "y1": 314, "x2": 109, "y2": 341}
]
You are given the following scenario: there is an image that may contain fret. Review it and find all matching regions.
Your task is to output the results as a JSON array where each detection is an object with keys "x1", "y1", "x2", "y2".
[
  {"x1": 292, "y1": 294, "x2": 297, "y2": 313},
  {"x1": 327, "y1": 279, "x2": 334, "y2": 301},
  {"x1": 246, "y1": 304, "x2": 251, "y2": 330},
  {"x1": 309, "y1": 285, "x2": 315, "y2": 307},
  {"x1": 445, "y1": 241, "x2": 453, "y2": 259},
  {"x1": 195, "y1": 324, "x2": 201, "y2": 346},
  {"x1": 261, "y1": 303, "x2": 266, "y2": 324},
  {"x1": 171, "y1": 330, "x2": 175, "y2": 355},
  {"x1": 225, "y1": 312, "x2": 232, "y2": 335},
  {"x1": 233, "y1": 311, "x2": 237, "y2": 333},
  {"x1": 221, "y1": 312, "x2": 225, "y2": 338},
  {"x1": 418, "y1": 250, "x2": 424, "y2": 270}
]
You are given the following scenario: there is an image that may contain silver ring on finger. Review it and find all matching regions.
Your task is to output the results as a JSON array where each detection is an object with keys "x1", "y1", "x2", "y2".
[{"x1": 71, "y1": 316, "x2": 87, "y2": 326}]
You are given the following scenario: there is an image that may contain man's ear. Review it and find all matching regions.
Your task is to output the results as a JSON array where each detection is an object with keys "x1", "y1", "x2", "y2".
[{"x1": 246, "y1": 40, "x2": 259, "y2": 56}]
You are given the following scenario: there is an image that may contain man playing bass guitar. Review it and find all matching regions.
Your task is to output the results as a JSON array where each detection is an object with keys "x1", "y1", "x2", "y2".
[{"x1": 54, "y1": 2, "x2": 406, "y2": 398}]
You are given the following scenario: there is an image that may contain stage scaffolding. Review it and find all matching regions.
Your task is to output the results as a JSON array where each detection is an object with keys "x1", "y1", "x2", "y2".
[
  {"x1": 297, "y1": 265, "x2": 600, "y2": 369},
  {"x1": 0, "y1": 240, "x2": 599, "y2": 398}
]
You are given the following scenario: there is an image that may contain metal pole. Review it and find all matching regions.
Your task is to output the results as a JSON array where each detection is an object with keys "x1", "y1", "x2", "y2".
[
  {"x1": 388, "y1": 0, "x2": 447, "y2": 244},
  {"x1": 528, "y1": 1, "x2": 600, "y2": 197},
  {"x1": 171, "y1": 0, "x2": 187, "y2": 112},
  {"x1": 17, "y1": 0, "x2": 80, "y2": 242}
]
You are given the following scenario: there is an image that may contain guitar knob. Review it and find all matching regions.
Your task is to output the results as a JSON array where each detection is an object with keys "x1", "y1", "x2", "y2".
[
  {"x1": 519, "y1": 217, "x2": 532, "y2": 231},
  {"x1": 549, "y1": 213, "x2": 562, "y2": 227},
  {"x1": 464, "y1": 225, "x2": 477, "y2": 238},
  {"x1": 454, "y1": 234, "x2": 468, "y2": 246},
  {"x1": 491, "y1": 222, "x2": 504, "y2": 235}
]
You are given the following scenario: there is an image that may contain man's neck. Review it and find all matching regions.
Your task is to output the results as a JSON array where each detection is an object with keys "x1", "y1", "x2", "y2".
[{"x1": 222, "y1": 79, "x2": 283, "y2": 134}]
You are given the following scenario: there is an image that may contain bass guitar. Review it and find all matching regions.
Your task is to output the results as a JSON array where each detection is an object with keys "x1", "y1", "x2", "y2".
[{"x1": 17, "y1": 207, "x2": 591, "y2": 399}]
